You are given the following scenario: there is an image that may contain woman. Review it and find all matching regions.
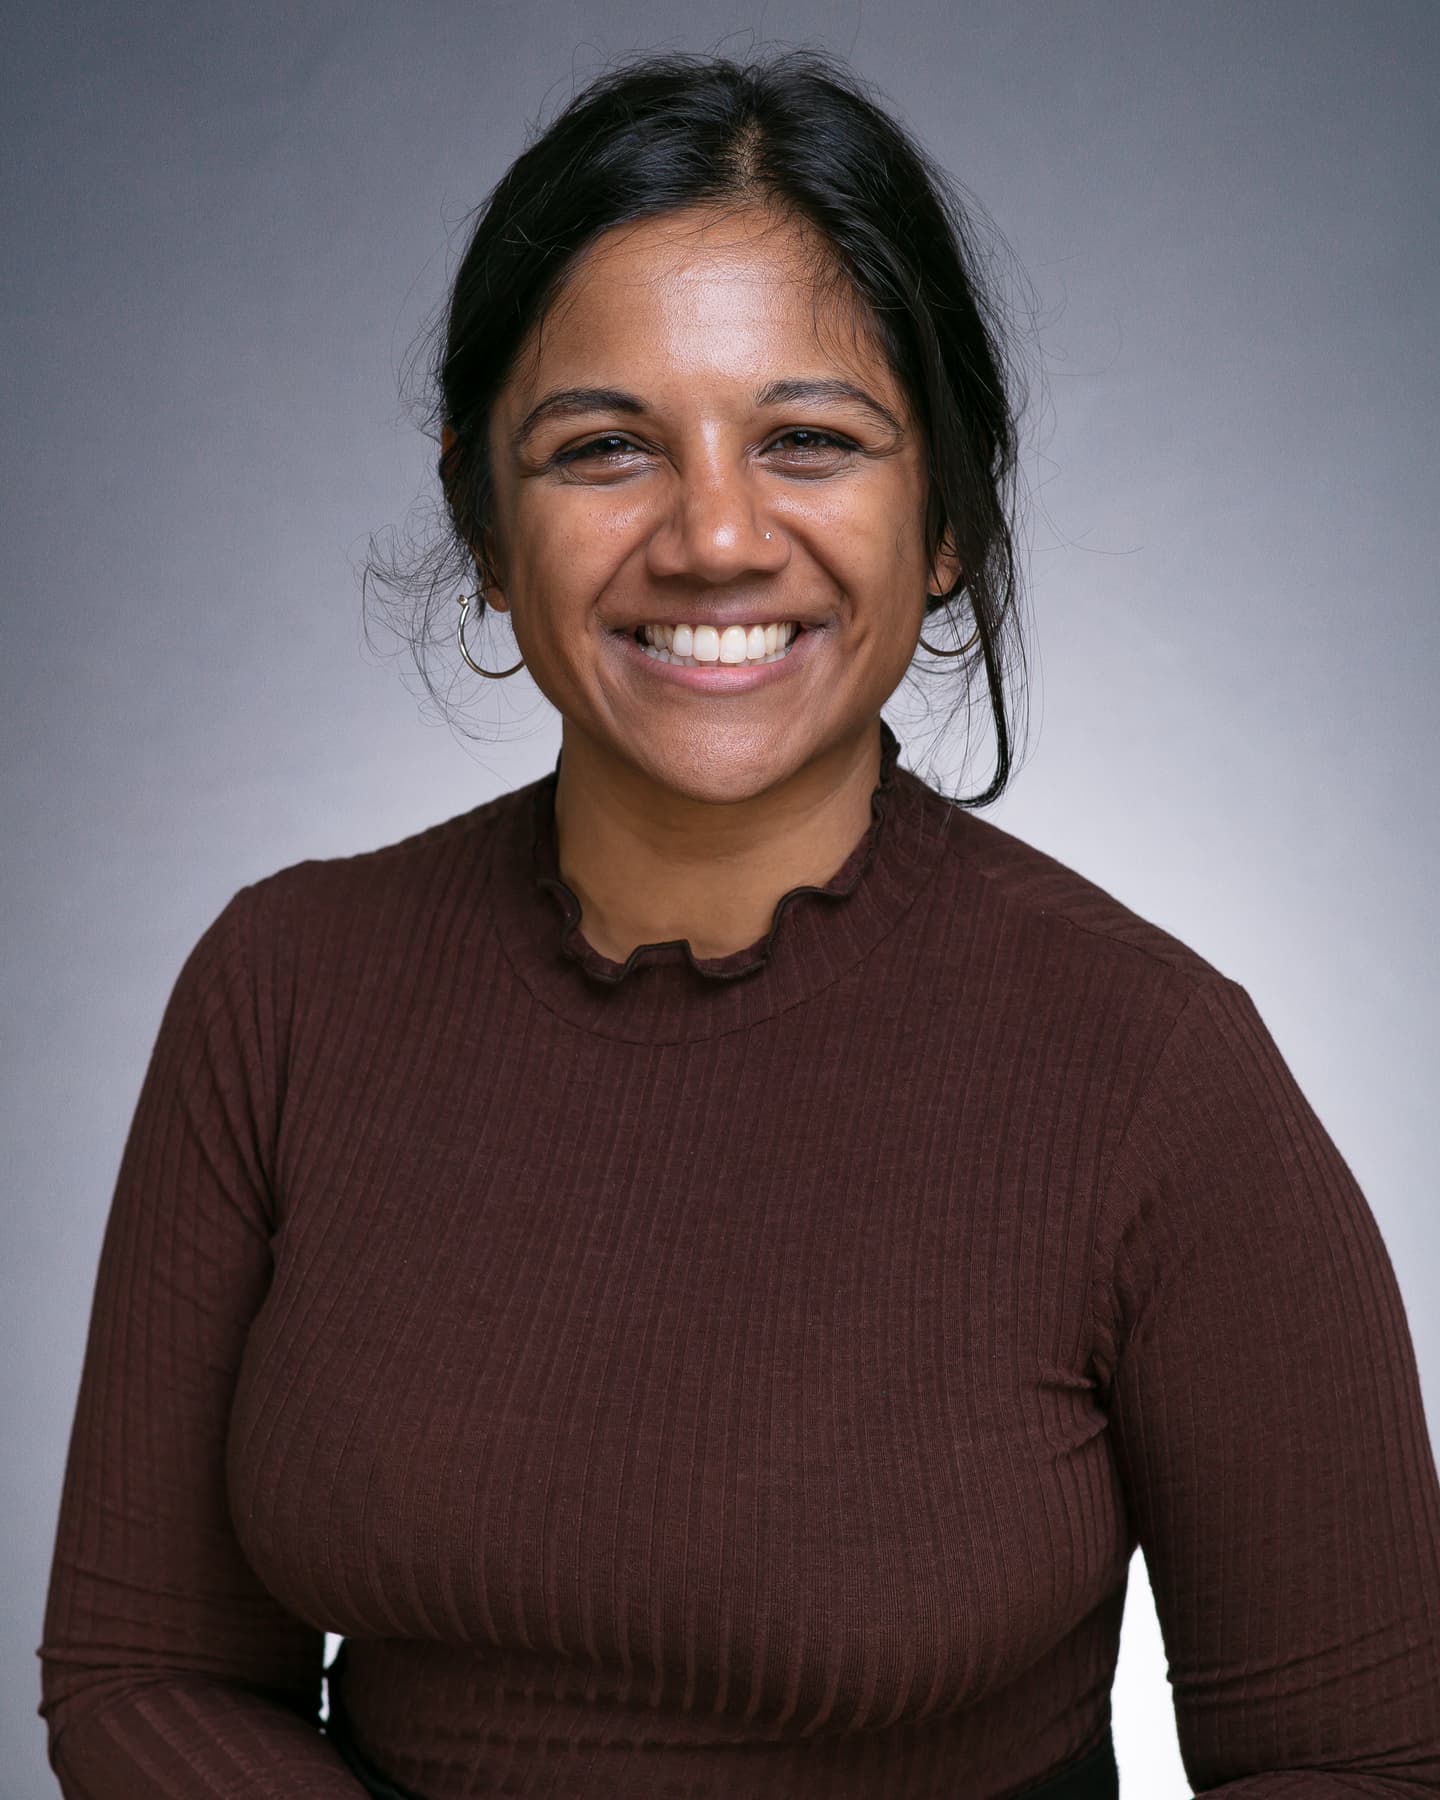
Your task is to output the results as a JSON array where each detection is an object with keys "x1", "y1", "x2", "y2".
[{"x1": 39, "y1": 48, "x2": 1440, "y2": 1800}]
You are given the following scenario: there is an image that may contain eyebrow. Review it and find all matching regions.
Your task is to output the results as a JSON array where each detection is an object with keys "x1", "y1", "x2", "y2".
[{"x1": 509, "y1": 377, "x2": 905, "y2": 455}]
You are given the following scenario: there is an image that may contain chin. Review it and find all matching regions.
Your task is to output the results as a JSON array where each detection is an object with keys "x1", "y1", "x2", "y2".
[{"x1": 635, "y1": 736, "x2": 800, "y2": 808}]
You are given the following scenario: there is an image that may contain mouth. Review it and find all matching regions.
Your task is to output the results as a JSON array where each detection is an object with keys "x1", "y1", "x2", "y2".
[
  {"x1": 609, "y1": 617, "x2": 820, "y2": 692},
  {"x1": 627, "y1": 619, "x2": 805, "y2": 668}
]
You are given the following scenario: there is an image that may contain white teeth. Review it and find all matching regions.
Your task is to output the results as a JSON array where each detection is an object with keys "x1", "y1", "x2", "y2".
[{"x1": 637, "y1": 621, "x2": 799, "y2": 667}]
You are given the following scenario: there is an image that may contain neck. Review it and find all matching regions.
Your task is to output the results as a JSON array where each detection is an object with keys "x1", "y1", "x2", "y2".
[{"x1": 550, "y1": 720, "x2": 885, "y2": 964}]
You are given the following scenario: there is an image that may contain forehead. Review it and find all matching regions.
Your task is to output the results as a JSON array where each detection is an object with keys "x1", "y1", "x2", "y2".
[{"x1": 506, "y1": 205, "x2": 901, "y2": 404}]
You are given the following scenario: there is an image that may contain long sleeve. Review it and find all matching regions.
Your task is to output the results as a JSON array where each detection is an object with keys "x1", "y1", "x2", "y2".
[
  {"x1": 37, "y1": 885, "x2": 364, "y2": 1797},
  {"x1": 1093, "y1": 976, "x2": 1440, "y2": 1795}
]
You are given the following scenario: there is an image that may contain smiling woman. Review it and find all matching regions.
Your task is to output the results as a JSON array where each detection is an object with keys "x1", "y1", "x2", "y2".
[
  {"x1": 439, "y1": 195, "x2": 983, "y2": 962},
  {"x1": 38, "y1": 44, "x2": 1440, "y2": 1800}
]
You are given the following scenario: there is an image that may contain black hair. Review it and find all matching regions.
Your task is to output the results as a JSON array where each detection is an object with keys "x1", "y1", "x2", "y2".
[{"x1": 364, "y1": 45, "x2": 1031, "y2": 803}]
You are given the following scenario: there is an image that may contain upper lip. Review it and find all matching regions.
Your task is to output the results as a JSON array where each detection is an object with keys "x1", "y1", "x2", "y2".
[{"x1": 613, "y1": 608, "x2": 821, "y2": 633}]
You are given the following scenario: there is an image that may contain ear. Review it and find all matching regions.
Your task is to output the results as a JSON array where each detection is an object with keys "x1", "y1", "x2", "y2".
[
  {"x1": 928, "y1": 524, "x2": 964, "y2": 601},
  {"x1": 440, "y1": 420, "x2": 511, "y2": 613},
  {"x1": 481, "y1": 566, "x2": 511, "y2": 615}
]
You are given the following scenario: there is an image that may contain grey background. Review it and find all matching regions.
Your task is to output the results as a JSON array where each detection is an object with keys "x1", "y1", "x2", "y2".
[{"x1": 4, "y1": 2, "x2": 1437, "y2": 1793}]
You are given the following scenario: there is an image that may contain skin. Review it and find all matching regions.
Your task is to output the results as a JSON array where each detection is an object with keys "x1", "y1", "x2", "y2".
[{"x1": 445, "y1": 202, "x2": 959, "y2": 963}]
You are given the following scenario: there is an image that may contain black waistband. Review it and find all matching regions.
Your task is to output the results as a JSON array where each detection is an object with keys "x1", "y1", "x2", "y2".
[{"x1": 324, "y1": 1680, "x2": 1117, "y2": 1800}]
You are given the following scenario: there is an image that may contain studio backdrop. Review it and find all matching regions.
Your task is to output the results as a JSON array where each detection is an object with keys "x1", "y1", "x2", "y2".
[{"x1": 4, "y1": 4, "x2": 1437, "y2": 1796}]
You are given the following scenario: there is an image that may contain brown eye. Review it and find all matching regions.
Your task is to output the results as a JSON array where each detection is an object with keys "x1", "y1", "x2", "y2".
[
  {"x1": 769, "y1": 429, "x2": 856, "y2": 457},
  {"x1": 552, "y1": 435, "x2": 642, "y2": 465}
]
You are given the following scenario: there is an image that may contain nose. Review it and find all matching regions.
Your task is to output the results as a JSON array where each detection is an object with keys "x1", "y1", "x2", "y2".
[{"x1": 644, "y1": 455, "x2": 790, "y2": 586}]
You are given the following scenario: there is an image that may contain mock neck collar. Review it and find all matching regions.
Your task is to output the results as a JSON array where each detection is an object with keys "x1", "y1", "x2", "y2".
[{"x1": 489, "y1": 718, "x2": 960, "y2": 1044}]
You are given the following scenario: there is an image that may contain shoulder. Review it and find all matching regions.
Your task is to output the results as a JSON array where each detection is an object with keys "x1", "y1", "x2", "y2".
[
  {"x1": 210, "y1": 778, "x2": 540, "y2": 967},
  {"x1": 927, "y1": 788, "x2": 1228, "y2": 992}
]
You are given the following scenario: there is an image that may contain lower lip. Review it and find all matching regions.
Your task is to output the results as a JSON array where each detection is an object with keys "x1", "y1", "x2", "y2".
[{"x1": 612, "y1": 627, "x2": 822, "y2": 692}]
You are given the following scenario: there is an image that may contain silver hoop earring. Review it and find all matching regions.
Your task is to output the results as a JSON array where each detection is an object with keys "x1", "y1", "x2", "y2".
[
  {"x1": 917, "y1": 596, "x2": 981, "y2": 658},
  {"x1": 917, "y1": 628, "x2": 981, "y2": 658},
  {"x1": 456, "y1": 591, "x2": 526, "y2": 679}
]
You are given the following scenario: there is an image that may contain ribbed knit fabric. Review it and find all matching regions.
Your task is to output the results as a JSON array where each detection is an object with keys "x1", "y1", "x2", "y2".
[{"x1": 39, "y1": 719, "x2": 1440, "y2": 1798}]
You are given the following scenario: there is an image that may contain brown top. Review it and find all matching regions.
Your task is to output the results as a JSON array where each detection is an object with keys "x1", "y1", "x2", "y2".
[{"x1": 39, "y1": 720, "x2": 1440, "y2": 1797}]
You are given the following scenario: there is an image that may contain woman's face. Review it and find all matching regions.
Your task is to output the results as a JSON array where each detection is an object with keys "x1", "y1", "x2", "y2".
[{"x1": 476, "y1": 203, "x2": 957, "y2": 806}]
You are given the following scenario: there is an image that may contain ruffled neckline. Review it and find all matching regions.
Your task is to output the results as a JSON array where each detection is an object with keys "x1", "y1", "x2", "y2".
[
  {"x1": 488, "y1": 716, "x2": 959, "y2": 1044},
  {"x1": 530, "y1": 718, "x2": 905, "y2": 987}
]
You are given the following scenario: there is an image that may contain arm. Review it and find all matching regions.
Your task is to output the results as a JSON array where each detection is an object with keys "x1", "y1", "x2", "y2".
[
  {"x1": 1094, "y1": 978, "x2": 1440, "y2": 1797},
  {"x1": 38, "y1": 885, "x2": 365, "y2": 1797}
]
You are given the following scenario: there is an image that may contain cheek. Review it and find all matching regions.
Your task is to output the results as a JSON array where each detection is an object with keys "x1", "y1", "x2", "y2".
[
  {"x1": 512, "y1": 487, "x2": 648, "y2": 594},
  {"x1": 796, "y1": 478, "x2": 928, "y2": 585}
]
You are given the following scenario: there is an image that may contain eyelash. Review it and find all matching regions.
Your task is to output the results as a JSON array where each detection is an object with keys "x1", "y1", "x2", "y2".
[{"x1": 550, "y1": 428, "x2": 858, "y2": 466}]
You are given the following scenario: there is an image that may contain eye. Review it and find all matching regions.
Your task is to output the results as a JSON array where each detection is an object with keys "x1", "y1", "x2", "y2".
[
  {"x1": 550, "y1": 434, "x2": 644, "y2": 466},
  {"x1": 770, "y1": 429, "x2": 853, "y2": 452}
]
